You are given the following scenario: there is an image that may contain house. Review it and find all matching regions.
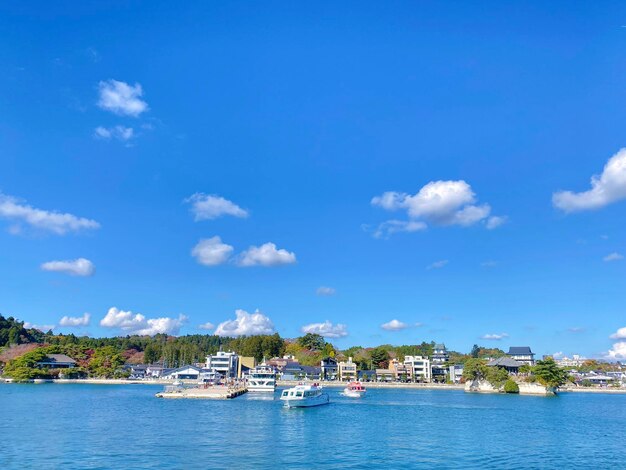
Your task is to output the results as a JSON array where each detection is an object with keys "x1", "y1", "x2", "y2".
[
  {"x1": 123, "y1": 363, "x2": 148, "y2": 379},
  {"x1": 404, "y1": 355, "x2": 431, "y2": 382},
  {"x1": 36, "y1": 354, "x2": 77, "y2": 369},
  {"x1": 376, "y1": 369, "x2": 394, "y2": 382},
  {"x1": 320, "y1": 357, "x2": 338, "y2": 380},
  {"x1": 205, "y1": 350, "x2": 239, "y2": 378},
  {"x1": 280, "y1": 363, "x2": 320, "y2": 381},
  {"x1": 449, "y1": 364, "x2": 464, "y2": 383},
  {"x1": 389, "y1": 359, "x2": 409, "y2": 381},
  {"x1": 145, "y1": 365, "x2": 174, "y2": 378},
  {"x1": 162, "y1": 365, "x2": 202, "y2": 380},
  {"x1": 338, "y1": 357, "x2": 358, "y2": 381},
  {"x1": 358, "y1": 370, "x2": 376, "y2": 382},
  {"x1": 507, "y1": 347, "x2": 535, "y2": 366},
  {"x1": 487, "y1": 357, "x2": 523, "y2": 373}
]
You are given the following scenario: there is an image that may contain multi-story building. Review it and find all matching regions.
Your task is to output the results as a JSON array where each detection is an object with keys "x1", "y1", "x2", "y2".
[
  {"x1": 432, "y1": 343, "x2": 449, "y2": 364},
  {"x1": 205, "y1": 350, "x2": 239, "y2": 378},
  {"x1": 404, "y1": 355, "x2": 431, "y2": 382},
  {"x1": 556, "y1": 355, "x2": 586, "y2": 367},
  {"x1": 338, "y1": 357, "x2": 358, "y2": 381},
  {"x1": 320, "y1": 357, "x2": 338, "y2": 380},
  {"x1": 507, "y1": 347, "x2": 535, "y2": 366},
  {"x1": 389, "y1": 359, "x2": 409, "y2": 381}
]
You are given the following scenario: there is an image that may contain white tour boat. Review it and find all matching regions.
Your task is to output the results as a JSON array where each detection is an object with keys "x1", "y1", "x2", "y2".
[
  {"x1": 280, "y1": 383, "x2": 329, "y2": 408},
  {"x1": 342, "y1": 381, "x2": 367, "y2": 398},
  {"x1": 247, "y1": 364, "x2": 277, "y2": 392}
]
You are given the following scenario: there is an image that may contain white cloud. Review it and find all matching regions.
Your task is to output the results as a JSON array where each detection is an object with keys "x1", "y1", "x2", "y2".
[
  {"x1": 486, "y1": 215, "x2": 507, "y2": 230},
  {"x1": 192, "y1": 237, "x2": 234, "y2": 266},
  {"x1": 603, "y1": 252, "x2": 624, "y2": 262},
  {"x1": 94, "y1": 125, "x2": 134, "y2": 142},
  {"x1": 427, "y1": 260, "x2": 448, "y2": 270},
  {"x1": 41, "y1": 258, "x2": 95, "y2": 277},
  {"x1": 301, "y1": 320, "x2": 348, "y2": 338},
  {"x1": 607, "y1": 342, "x2": 626, "y2": 359},
  {"x1": 214, "y1": 309, "x2": 275, "y2": 336},
  {"x1": 481, "y1": 260, "x2": 498, "y2": 268},
  {"x1": 23, "y1": 322, "x2": 55, "y2": 332},
  {"x1": 373, "y1": 219, "x2": 427, "y2": 239},
  {"x1": 610, "y1": 327, "x2": 626, "y2": 340},
  {"x1": 237, "y1": 242, "x2": 296, "y2": 267},
  {"x1": 480, "y1": 333, "x2": 509, "y2": 340},
  {"x1": 316, "y1": 286, "x2": 336, "y2": 296},
  {"x1": 381, "y1": 319, "x2": 408, "y2": 331},
  {"x1": 100, "y1": 307, "x2": 187, "y2": 336},
  {"x1": 551, "y1": 351, "x2": 564, "y2": 359},
  {"x1": 185, "y1": 193, "x2": 248, "y2": 221},
  {"x1": 59, "y1": 312, "x2": 91, "y2": 327},
  {"x1": 97, "y1": 79, "x2": 148, "y2": 117},
  {"x1": 372, "y1": 180, "x2": 503, "y2": 234},
  {"x1": 553, "y1": 148, "x2": 626, "y2": 212},
  {"x1": 198, "y1": 322, "x2": 215, "y2": 330},
  {"x1": 0, "y1": 193, "x2": 100, "y2": 235}
]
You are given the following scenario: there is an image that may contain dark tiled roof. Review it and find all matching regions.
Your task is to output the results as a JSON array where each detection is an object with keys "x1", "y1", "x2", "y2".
[
  {"x1": 487, "y1": 357, "x2": 523, "y2": 368},
  {"x1": 42, "y1": 354, "x2": 76, "y2": 364},
  {"x1": 508, "y1": 347, "x2": 534, "y2": 355},
  {"x1": 434, "y1": 343, "x2": 446, "y2": 350}
]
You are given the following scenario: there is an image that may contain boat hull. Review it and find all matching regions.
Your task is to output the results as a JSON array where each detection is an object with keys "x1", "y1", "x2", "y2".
[{"x1": 281, "y1": 393, "x2": 329, "y2": 408}]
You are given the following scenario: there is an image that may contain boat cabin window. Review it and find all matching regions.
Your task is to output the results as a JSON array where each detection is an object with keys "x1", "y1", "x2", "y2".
[
  {"x1": 296, "y1": 391, "x2": 303, "y2": 397},
  {"x1": 282, "y1": 391, "x2": 289, "y2": 397}
]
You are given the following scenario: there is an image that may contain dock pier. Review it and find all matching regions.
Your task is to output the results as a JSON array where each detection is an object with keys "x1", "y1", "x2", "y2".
[{"x1": 156, "y1": 384, "x2": 248, "y2": 399}]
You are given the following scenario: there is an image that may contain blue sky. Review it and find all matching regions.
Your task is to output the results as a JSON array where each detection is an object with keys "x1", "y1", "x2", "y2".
[{"x1": 1, "y1": 1, "x2": 626, "y2": 359}]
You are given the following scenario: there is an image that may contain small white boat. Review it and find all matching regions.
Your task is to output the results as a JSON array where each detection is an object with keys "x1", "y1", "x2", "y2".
[
  {"x1": 280, "y1": 383, "x2": 329, "y2": 408},
  {"x1": 342, "y1": 381, "x2": 367, "y2": 398},
  {"x1": 247, "y1": 364, "x2": 276, "y2": 392}
]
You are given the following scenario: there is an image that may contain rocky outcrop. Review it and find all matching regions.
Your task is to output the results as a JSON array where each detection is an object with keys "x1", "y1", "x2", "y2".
[
  {"x1": 464, "y1": 379, "x2": 500, "y2": 393},
  {"x1": 465, "y1": 379, "x2": 556, "y2": 396},
  {"x1": 518, "y1": 382, "x2": 556, "y2": 396}
]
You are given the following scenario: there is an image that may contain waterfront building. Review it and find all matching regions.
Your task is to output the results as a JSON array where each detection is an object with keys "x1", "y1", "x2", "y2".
[
  {"x1": 375, "y1": 369, "x2": 394, "y2": 382},
  {"x1": 404, "y1": 355, "x2": 431, "y2": 382},
  {"x1": 238, "y1": 356, "x2": 257, "y2": 378},
  {"x1": 338, "y1": 357, "x2": 358, "y2": 381},
  {"x1": 205, "y1": 350, "x2": 239, "y2": 378},
  {"x1": 449, "y1": 364, "x2": 464, "y2": 384},
  {"x1": 507, "y1": 347, "x2": 535, "y2": 366},
  {"x1": 320, "y1": 357, "x2": 338, "y2": 380},
  {"x1": 487, "y1": 357, "x2": 523, "y2": 373},
  {"x1": 358, "y1": 370, "x2": 376, "y2": 382},
  {"x1": 389, "y1": 359, "x2": 409, "y2": 381},
  {"x1": 36, "y1": 354, "x2": 77, "y2": 369},
  {"x1": 163, "y1": 365, "x2": 202, "y2": 380}
]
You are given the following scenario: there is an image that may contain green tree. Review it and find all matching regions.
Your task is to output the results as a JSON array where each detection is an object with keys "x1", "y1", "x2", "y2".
[
  {"x1": 504, "y1": 379, "x2": 519, "y2": 393},
  {"x1": 470, "y1": 344, "x2": 480, "y2": 358},
  {"x1": 462, "y1": 358, "x2": 487, "y2": 380},
  {"x1": 297, "y1": 333, "x2": 325, "y2": 351},
  {"x1": 370, "y1": 347, "x2": 389, "y2": 368},
  {"x1": 532, "y1": 358, "x2": 568, "y2": 388}
]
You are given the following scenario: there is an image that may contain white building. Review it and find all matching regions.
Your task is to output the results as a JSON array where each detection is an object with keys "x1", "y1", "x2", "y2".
[
  {"x1": 556, "y1": 355, "x2": 586, "y2": 367},
  {"x1": 338, "y1": 357, "x2": 358, "y2": 381},
  {"x1": 205, "y1": 350, "x2": 239, "y2": 378},
  {"x1": 404, "y1": 355, "x2": 431, "y2": 382}
]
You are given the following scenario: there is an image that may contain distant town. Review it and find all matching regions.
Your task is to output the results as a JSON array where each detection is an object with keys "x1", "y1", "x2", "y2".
[{"x1": 0, "y1": 315, "x2": 624, "y2": 391}]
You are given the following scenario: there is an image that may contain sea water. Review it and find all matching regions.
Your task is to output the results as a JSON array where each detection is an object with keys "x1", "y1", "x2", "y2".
[{"x1": 1, "y1": 384, "x2": 624, "y2": 469}]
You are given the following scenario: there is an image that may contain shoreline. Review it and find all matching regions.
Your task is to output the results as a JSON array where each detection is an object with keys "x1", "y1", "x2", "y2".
[{"x1": 2, "y1": 378, "x2": 626, "y2": 394}]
